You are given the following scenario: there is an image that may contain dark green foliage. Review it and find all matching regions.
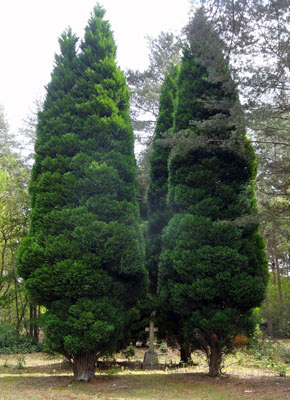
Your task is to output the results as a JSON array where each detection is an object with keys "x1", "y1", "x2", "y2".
[
  {"x1": 17, "y1": 5, "x2": 147, "y2": 381},
  {"x1": 168, "y1": 146, "x2": 256, "y2": 219},
  {"x1": 148, "y1": 66, "x2": 178, "y2": 213},
  {"x1": 174, "y1": 9, "x2": 237, "y2": 139},
  {"x1": 128, "y1": 293, "x2": 157, "y2": 345},
  {"x1": 147, "y1": 66, "x2": 178, "y2": 293},
  {"x1": 159, "y1": 214, "x2": 267, "y2": 315},
  {"x1": 0, "y1": 324, "x2": 42, "y2": 354},
  {"x1": 174, "y1": 48, "x2": 224, "y2": 133},
  {"x1": 157, "y1": 9, "x2": 268, "y2": 375},
  {"x1": 43, "y1": 298, "x2": 123, "y2": 358}
]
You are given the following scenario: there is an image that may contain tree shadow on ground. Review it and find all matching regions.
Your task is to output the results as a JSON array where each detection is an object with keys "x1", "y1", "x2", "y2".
[{"x1": 1, "y1": 370, "x2": 290, "y2": 400}]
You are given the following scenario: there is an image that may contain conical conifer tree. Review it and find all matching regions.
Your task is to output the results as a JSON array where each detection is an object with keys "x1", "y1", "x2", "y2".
[
  {"x1": 17, "y1": 6, "x2": 147, "y2": 381},
  {"x1": 158, "y1": 10, "x2": 268, "y2": 376},
  {"x1": 147, "y1": 65, "x2": 178, "y2": 293}
]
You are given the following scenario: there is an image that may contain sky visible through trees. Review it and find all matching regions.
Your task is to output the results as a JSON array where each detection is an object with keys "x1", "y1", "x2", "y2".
[{"x1": 0, "y1": 0, "x2": 190, "y2": 134}]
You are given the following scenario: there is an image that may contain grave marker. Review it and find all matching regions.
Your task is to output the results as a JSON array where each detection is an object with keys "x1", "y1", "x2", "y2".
[{"x1": 143, "y1": 318, "x2": 159, "y2": 369}]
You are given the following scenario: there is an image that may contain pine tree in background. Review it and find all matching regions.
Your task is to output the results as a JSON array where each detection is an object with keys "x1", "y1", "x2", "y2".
[
  {"x1": 158, "y1": 9, "x2": 268, "y2": 376},
  {"x1": 17, "y1": 6, "x2": 147, "y2": 381}
]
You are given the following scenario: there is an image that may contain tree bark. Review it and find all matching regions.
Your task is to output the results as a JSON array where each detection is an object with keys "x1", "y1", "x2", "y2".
[
  {"x1": 16, "y1": 298, "x2": 28, "y2": 332},
  {"x1": 29, "y1": 305, "x2": 34, "y2": 338},
  {"x1": 273, "y1": 236, "x2": 283, "y2": 302},
  {"x1": 209, "y1": 335, "x2": 222, "y2": 377},
  {"x1": 265, "y1": 292, "x2": 273, "y2": 337},
  {"x1": 33, "y1": 306, "x2": 39, "y2": 342},
  {"x1": 14, "y1": 275, "x2": 20, "y2": 329},
  {"x1": 271, "y1": 259, "x2": 276, "y2": 286},
  {"x1": 72, "y1": 351, "x2": 97, "y2": 382},
  {"x1": 179, "y1": 342, "x2": 192, "y2": 364},
  {"x1": 29, "y1": 304, "x2": 39, "y2": 342}
]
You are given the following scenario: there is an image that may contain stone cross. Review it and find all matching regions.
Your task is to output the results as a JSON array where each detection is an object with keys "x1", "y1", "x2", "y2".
[
  {"x1": 143, "y1": 318, "x2": 159, "y2": 369},
  {"x1": 145, "y1": 320, "x2": 158, "y2": 352}
]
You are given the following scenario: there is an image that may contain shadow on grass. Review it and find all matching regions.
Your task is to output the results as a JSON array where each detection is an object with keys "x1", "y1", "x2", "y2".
[
  {"x1": 1, "y1": 370, "x2": 290, "y2": 392},
  {"x1": 0, "y1": 368, "x2": 290, "y2": 400}
]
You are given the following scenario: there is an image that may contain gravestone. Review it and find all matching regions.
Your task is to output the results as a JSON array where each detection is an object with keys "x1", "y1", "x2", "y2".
[{"x1": 143, "y1": 319, "x2": 159, "y2": 369}]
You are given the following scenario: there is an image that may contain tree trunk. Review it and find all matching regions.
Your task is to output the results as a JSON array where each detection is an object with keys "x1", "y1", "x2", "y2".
[
  {"x1": 273, "y1": 237, "x2": 283, "y2": 302},
  {"x1": 271, "y1": 259, "x2": 276, "y2": 286},
  {"x1": 33, "y1": 306, "x2": 39, "y2": 343},
  {"x1": 72, "y1": 351, "x2": 97, "y2": 382},
  {"x1": 16, "y1": 298, "x2": 28, "y2": 332},
  {"x1": 29, "y1": 304, "x2": 39, "y2": 341},
  {"x1": 265, "y1": 292, "x2": 273, "y2": 337},
  {"x1": 179, "y1": 342, "x2": 191, "y2": 364},
  {"x1": 29, "y1": 305, "x2": 34, "y2": 338},
  {"x1": 14, "y1": 276, "x2": 20, "y2": 330},
  {"x1": 275, "y1": 259, "x2": 283, "y2": 302},
  {"x1": 209, "y1": 335, "x2": 221, "y2": 377}
]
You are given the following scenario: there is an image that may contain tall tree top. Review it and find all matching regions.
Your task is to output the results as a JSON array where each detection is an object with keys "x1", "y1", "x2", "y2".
[
  {"x1": 45, "y1": 29, "x2": 78, "y2": 100},
  {"x1": 81, "y1": 4, "x2": 117, "y2": 61},
  {"x1": 58, "y1": 28, "x2": 78, "y2": 61},
  {"x1": 184, "y1": 8, "x2": 227, "y2": 78},
  {"x1": 174, "y1": 8, "x2": 241, "y2": 140},
  {"x1": 93, "y1": 3, "x2": 106, "y2": 19}
]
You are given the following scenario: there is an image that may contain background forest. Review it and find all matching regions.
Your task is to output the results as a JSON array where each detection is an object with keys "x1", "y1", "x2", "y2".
[{"x1": 0, "y1": 0, "x2": 289, "y2": 378}]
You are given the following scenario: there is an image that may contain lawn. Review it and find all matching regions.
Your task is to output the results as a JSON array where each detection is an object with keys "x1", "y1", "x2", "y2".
[{"x1": 0, "y1": 347, "x2": 290, "y2": 400}]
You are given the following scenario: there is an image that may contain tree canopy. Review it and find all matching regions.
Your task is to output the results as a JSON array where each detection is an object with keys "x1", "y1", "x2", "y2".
[
  {"x1": 17, "y1": 6, "x2": 147, "y2": 381},
  {"x1": 157, "y1": 9, "x2": 268, "y2": 376}
]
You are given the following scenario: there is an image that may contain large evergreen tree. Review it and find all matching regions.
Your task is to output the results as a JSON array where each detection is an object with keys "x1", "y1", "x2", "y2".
[
  {"x1": 17, "y1": 6, "x2": 147, "y2": 381},
  {"x1": 158, "y1": 9, "x2": 268, "y2": 376}
]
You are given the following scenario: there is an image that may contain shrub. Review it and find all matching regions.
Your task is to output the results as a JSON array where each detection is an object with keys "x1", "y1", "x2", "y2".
[
  {"x1": 247, "y1": 331, "x2": 289, "y2": 376},
  {"x1": 0, "y1": 323, "x2": 41, "y2": 354}
]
